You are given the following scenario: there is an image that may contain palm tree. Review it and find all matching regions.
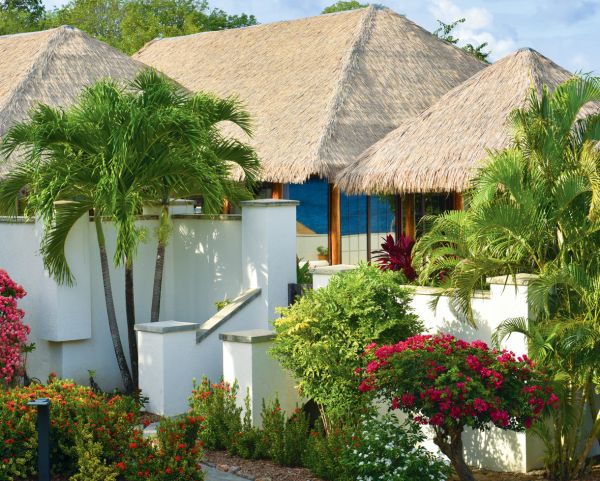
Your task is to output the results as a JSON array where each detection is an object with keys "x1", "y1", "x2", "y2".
[
  {"x1": 0, "y1": 105, "x2": 136, "y2": 393},
  {"x1": 0, "y1": 69, "x2": 259, "y2": 391},
  {"x1": 413, "y1": 76, "x2": 600, "y2": 480},
  {"x1": 121, "y1": 71, "x2": 259, "y2": 323}
]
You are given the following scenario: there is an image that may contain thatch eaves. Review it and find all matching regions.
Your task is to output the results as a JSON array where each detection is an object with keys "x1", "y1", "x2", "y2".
[
  {"x1": 134, "y1": 6, "x2": 485, "y2": 183},
  {"x1": 0, "y1": 26, "x2": 144, "y2": 174},
  {"x1": 336, "y1": 48, "x2": 583, "y2": 194}
]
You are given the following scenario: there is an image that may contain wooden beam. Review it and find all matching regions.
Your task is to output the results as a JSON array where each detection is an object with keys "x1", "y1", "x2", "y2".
[
  {"x1": 222, "y1": 198, "x2": 231, "y2": 214},
  {"x1": 328, "y1": 183, "x2": 342, "y2": 265},
  {"x1": 394, "y1": 195, "x2": 402, "y2": 241},
  {"x1": 453, "y1": 192, "x2": 464, "y2": 211},
  {"x1": 366, "y1": 195, "x2": 372, "y2": 262},
  {"x1": 403, "y1": 194, "x2": 415, "y2": 239},
  {"x1": 271, "y1": 182, "x2": 284, "y2": 199}
]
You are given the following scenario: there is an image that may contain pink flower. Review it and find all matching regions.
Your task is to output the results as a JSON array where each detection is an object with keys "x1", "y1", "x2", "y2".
[{"x1": 472, "y1": 398, "x2": 489, "y2": 413}]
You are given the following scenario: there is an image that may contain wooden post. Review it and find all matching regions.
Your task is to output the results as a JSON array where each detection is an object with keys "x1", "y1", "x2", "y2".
[
  {"x1": 271, "y1": 182, "x2": 284, "y2": 200},
  {"x1": 366, "y1": 195, "x2": 372, "y2": 262},
  {"x1": 328, "y1": 183, "x2": 342, "y2": 265},
  {"x1": 394, "y1": 195, "x2": 402, "y2": 241},
  {"x1": 453, "y1": 192, "x2": 464, "y2": 211},
  {"x1": 222, "y1": 198, "x2": 231, "y2": 214},
  {"x1": 403, "y1": 194, "x2": 415, "y2": 239}
]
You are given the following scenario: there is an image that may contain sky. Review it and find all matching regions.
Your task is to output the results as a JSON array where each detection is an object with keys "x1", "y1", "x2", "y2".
[{"x1": 41, "y1": 0, "x2": 600, "y2": 73}]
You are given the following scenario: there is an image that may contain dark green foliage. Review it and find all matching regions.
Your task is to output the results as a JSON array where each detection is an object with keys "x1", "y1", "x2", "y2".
[
  {"x1": 322, "y1": 1, "x2": 368, "y2": 14},
  {"x1": 303, "y1": 424, "x2": 354, "y2": 481},
  {"x1": 0, "y1": 0, "x2": 257, "y2": 54}
]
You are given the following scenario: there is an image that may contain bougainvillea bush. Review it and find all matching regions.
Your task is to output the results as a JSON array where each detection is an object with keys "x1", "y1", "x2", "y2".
[
  {"x1": 0, "y1": 270, "x2": 29, "y2": 386},
  {"x1": 359, "y1": 333, "x2": 557, "y2": 481}
]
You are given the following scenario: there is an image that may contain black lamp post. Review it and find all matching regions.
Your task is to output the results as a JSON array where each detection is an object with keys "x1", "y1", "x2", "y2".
[{"x1": 27, "y1": 398, "x2": 50, "y2": 481}]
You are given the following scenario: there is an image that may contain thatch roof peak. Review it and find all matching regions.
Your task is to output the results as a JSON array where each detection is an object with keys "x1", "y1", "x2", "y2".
[
  {"x1": 336, "y1": 48, "x2": 581, "y2": 195},
  {"x1": 0, "y1": 25, "x2": 144, "y2": 175},
  {"x1": 134, "y1": 7, "x2": 485, "y2": 183}
]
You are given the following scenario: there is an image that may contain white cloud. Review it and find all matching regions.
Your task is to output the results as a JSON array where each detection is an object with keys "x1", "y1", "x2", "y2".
[{"x1": 427, "y1": 0, "x2": 516, "y2": 60}]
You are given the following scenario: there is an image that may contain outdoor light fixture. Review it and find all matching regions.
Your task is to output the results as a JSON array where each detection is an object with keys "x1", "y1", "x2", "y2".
[{"x1": 27, "y1": 398, "x2": 50, "y2": 481}]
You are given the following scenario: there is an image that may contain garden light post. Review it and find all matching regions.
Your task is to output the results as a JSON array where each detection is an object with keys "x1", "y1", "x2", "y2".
[{"x1": 27, "y1": 398, "x2": 50, "y2": 481}]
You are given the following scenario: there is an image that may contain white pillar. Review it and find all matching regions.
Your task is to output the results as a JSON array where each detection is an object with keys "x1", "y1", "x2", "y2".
[
  {"x1": 221, "y1": 329, "x2": 299, "y2": 427},
  {"x1": 312, "y1": 264, "x2": 357, "y2": 290},
  {"x1": 135, "y1": 321, "x2": 199, "y2": 416},
  {"x1": 241, "y1": 200, "x2": 298, "y2": 325},
  {"x1": 41, "y1": 213, "x2": 92, "y2": 341}
]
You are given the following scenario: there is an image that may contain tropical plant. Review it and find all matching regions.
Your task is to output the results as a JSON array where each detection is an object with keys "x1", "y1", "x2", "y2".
[
  {"x1": 0, "y1": 69, "x2": 258, "y2": 391},
  {"x1": 272, "y1": 264, "x2": 421, "y2": 429},
  {"x1": 413, "y1": 76, "x2": 600, "y2": 480},
  {"x1": 359, "y1": 333, "x2": 556, "y2": 481},
  {"x1": 0, "y1": 269, "x2": 29, "y2": 386},
  {"x1": 372, "y1": 233, "x2": 416, "y2": 280},
  {"x1": 133, "y1": 70, "x2": 258, "y2": 324}
]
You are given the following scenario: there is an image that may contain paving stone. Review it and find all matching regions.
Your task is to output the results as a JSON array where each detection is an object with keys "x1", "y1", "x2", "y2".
[
  {"x1": 202, "y1": 463, "x2": 249, "y2": 481},
  {"x1": 141, "y1": 421, "x2": 160, "y2": 438}
]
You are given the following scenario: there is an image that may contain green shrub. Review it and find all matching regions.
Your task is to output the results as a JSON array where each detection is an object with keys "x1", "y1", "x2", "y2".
[
  {"x1": 343, "y1": 414, "x2": 451, "y2": 481},
  {"x1": 230, "y1": 390, "x2": 264, "y2": 459},
  {"x1": 188, "y1": 377, "x2": 242, "y2": 450},
  {"x1": 258, "y1": 397, "x2": 309, "y2": 467},
  {"x1": 70, "y1": 428, "x2": 118, "y2": 481},
  {"x1": 303, "y1": 424, "x2": 354, "y2": 481},
  {"x1": 0, "y1": 379, "x2": 139, "y2": 480},
  {"x1": 117, "y1": 414, "x2": 204, "y2": 480},
  {"x1": 272, "y1": 264, "x2": 421, "y2": 423}
]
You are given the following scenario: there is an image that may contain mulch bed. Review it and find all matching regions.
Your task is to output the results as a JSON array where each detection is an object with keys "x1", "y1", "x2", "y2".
[
  {"x1": 203, "y1": 449, "x2": 323, "y2": 481},
  {"x1": 203, "y1": 450, "x2": 600, "y2": 481}
]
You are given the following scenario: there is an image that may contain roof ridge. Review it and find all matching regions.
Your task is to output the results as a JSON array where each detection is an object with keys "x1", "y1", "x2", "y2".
[
  {"x1": 134, "y1": 6, "x2": 372, "y2": 52},
  {"x1": 0, "y1": 27, "x2": 69, "y2": 122},
  {"x1": 313, "y1": 5, "x2": 377, "y2": 172}
]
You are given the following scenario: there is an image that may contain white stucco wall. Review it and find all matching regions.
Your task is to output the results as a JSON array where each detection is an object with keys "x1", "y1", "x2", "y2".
[{"x1": 0, "y1": 213, "x2": 243, "y2": 390}]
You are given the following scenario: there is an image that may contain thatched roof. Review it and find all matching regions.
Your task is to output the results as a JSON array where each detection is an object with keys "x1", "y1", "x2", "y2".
[
  {"x1": 0, "y1": 26, "x2": 144, "y2": 174},
  {"x1": 336, "y1": 48, "x2": 580, "y2": 194},
  {"x1": 134, "y1": 6, "x2": 485, "y2": 183}
]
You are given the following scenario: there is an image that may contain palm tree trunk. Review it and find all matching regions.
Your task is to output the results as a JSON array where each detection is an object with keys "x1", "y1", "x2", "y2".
[
  {"x1": 125, "y1": 257, "x2": 138, "y2": 389},
  {"x1": 94, "y1": 216, "x2": 134, "y2": 393},
  {"x1": 150, "y1": 204, "x2": 168, "y2": 323},
  {"x1": 150, "y1": 241, "x2": 165, "y2": 323}
]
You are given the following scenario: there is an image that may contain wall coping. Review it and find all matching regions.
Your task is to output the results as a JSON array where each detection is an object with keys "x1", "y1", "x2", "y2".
[
  {"x1": 219, "y1": 329, "x2": 276, "y2": 344},
  {"x1": 486, "y1": 274, "x2": 538, "y2": 286},
  {"x1": 196, "y1": 288, "x2": 261, "y2": 343},
  {"x1": 0, "y1": 216, "x2": 34, "y2": 224},
  {"x1": 135, "y1": 320, "x2": 199, "y2": 334},
  {"x1": 172, "y1": 214, "x2": 241, "y2": 221},
  {"x1": 313, "y1": 264, "x2": 357, "y2": 275},
  {"x1": 241, "y1": 199, "x2": 299, "y2": 208}
]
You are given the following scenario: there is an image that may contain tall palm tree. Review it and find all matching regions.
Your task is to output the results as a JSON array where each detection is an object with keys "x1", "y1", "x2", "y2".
[
  {"x1": 122, "y1": 71, "x2": 259, "y2": 324},
  {"x1": 413, "y1": 76, "x2": 600, "y2": 480},
  {"x1": 0, "y1": 69, "x2": 259, "y2": 391},
  {"x1": 0, "y1": 105, "x2": 136, "y2": 393}
]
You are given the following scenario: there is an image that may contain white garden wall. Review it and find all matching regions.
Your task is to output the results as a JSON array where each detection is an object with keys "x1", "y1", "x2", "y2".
[{"x1": 0, "y1": 211, "x2": 245, "y2": 390}]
